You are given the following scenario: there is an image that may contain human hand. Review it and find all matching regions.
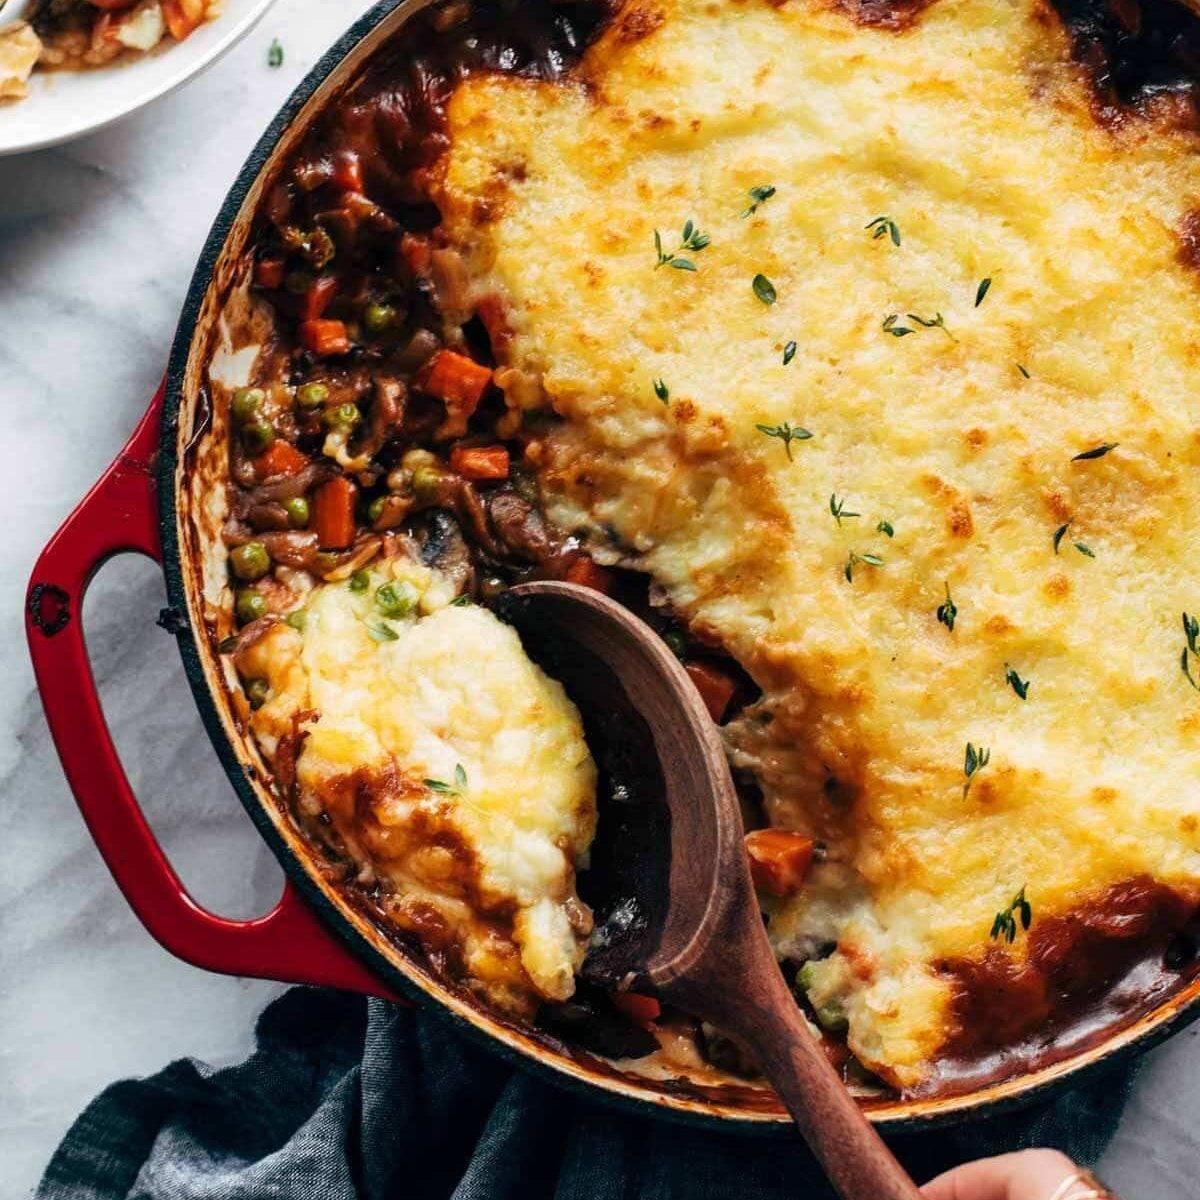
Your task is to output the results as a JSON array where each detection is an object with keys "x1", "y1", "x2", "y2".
[{"x1": 922, "y1": 1149, "x2": 1118, "y2": 1200}]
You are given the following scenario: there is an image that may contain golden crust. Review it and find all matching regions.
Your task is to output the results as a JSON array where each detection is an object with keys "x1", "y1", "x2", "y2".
[{"x1": 436, "y1": 0, "x2": 1200, "y2": 1085}]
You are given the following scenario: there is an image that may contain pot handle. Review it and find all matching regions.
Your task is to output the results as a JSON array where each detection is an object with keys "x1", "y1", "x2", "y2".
[{"x1": 25, "y1": 383, "x2": 399, "y2": 1001}]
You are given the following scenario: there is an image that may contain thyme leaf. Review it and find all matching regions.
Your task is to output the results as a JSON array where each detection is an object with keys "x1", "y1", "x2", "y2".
[
  {"x1": 653, "y1": 378, "x2": 669, "y2": 403},
  {"x1": 267, "y1": 38, "x2": 283, "y2": 67},
  {"x1": 752, "y1": 273, "x2": 777, "y2": 305},
  {"x1": 782, "y1": 340, "x2": 797, "y2": 365},
  {"x1": 742, "y1": 185, "x2": 777, "y2": 218},
  {"x1": 1072, "y1": 443, "x2": 1118, "y2": 461},
  {"x1": 876, "y1": 519, "x2": 894, "y2": 538},
  {"x1": 975, "y1": 277, "x2": 992, "y2": 307},
  {"x1": 936, "y1": 583, "x2": 957, "y2": 631},
  {"x1": 1017, "y1": 363, "x2": 1031, "y2": 378}
]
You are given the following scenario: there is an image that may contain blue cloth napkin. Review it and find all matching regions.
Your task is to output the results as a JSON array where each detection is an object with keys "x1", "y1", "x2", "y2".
[{"x1": 36, "y1": 987, "x2": 1131, "y2": 1200}]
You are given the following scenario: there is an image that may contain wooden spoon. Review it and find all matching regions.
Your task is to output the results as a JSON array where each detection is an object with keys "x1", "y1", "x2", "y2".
[{"x1": 498, "y1": 580, "x2": 923, "y2": 1200}]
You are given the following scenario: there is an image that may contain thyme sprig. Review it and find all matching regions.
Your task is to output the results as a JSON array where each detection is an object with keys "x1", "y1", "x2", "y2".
[
  {"x1": 755, "y1": 421, "x2": 812, "y2": 460},
  {"x1": 425, "y1": 763, "x2": 468, "y2": 796},
  {"x1": 990, "y1": 886, "x2": 1032, "y2": 943},
  {"x1": 830, "y1": 494, "x2": 860, "y2": 526},
  {"x1": 844, "y1": 551, "x2": 884, "y2": 582},
  {"x1": 865, "y1": 216, "x2": 901, "y2": 246},
  {"x1": 963, "y1": 741, "x2": 990, "y2": 798},
  {"x1": 1182, "y1": 612, "x2": 1200, "y2": 692},
  {"x1": 1052, "y1": 521, "x2": 1094, "y2": 558},
  {"x1": 882, "y1": 311, "x2": 954, "y2": 340},
  {"x1": 655, "y1": 220, "x2": 710, "y2": 271},
  {"x1": 1004, "y1": 664, "x2": 1030, "y2": 700}
]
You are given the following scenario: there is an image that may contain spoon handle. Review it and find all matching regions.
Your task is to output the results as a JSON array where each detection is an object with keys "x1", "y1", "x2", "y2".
[{"x1": 721, "y1": 981, "x2": 924, "y2": 1200}]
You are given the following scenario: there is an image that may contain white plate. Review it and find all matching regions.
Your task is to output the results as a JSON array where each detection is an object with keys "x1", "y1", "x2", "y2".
[{"x1": 0, "y1": 0, "x2": 278, "y2": 156}]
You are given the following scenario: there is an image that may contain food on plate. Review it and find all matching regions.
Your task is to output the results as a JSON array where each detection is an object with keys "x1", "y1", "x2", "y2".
[
  {"x1": 0, "y1": 0, "x2": 219, "y2": 104},
  {"x1": 210, "y1": 0, "x2": 1200, "y2": 1097}
]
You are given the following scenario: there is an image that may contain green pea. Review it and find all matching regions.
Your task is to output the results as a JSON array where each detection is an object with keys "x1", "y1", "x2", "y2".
[
  {"x1": 323, "y1": 403, "x2": 360, "y2": 430},
  {"x1": 230, "y1": 541, "x2": 270, "y2": 581},
  {"x1": 362, "y1": 302, "x2": 397, "y2": 334},
  {"x1": 231, "y1": 387, "x2": 265, "y2": 424},
  {"x1": 411, "y1": 465, "x2": 442, "y2": 500},
  {"x1": 283, "y1": 496, "x2": 309, "y2": 528},
  {"x1": 661, "y1": 628, "x2": 688, "y2": 660},
  {"x1": 295, "y1": 381, "x2": 329, "y2": 409},
  {"x1": 242, "y1": 418, "x2": 276, "y2": 455},
  {"x1": 813, "y1": 1001, "x2": 849, "y2": 1036},
  {"x1": 235, "y1": 589, "x2": 268, "y2": 624},
  {"x1": 375, "y1": 580, "x2": 418, "y2": 618},
  {"x1": 245, "y1": 677, "x2": 270, "y2": 709},
  {"x1": 348, "y1": 570, "x2": 370, "y2": 593},
  {"x1": 367, "y1": 496, "x2": 386, "y2": 524},
  {"x1": 285, "y1": 610, "x2": 307, "y2": 632}
]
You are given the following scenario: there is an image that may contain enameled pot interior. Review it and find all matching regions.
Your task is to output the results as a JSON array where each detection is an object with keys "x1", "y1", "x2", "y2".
[{"x1": 156, "y1": 0, "x2": 1200, "y2": 1133}]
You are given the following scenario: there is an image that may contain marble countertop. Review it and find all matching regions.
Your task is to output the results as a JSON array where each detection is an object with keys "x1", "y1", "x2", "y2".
[{"x1": 1, "y1": 4, "x2": 1199, "y2": 1195}]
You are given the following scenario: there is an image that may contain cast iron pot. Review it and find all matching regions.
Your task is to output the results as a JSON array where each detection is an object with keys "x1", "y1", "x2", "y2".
[{"x1": 24, "y1": 0, "x2": 1200, "y2": 1134}]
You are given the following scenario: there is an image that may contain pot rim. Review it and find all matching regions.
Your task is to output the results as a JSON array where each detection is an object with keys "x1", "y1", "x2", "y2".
[{"x1": 154, "y1": 0, "x2": 1200, "y2": 1134}]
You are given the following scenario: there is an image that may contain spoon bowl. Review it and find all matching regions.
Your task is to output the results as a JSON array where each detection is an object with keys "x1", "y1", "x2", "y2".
[{"x1": 499, "y1": 580, "x2": 924, "y2": 1200}]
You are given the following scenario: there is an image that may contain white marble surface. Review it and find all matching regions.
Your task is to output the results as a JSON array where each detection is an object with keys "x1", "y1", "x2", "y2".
[{"x1": 1, "y1": 4, "x2": 1200, "y2": 1196}]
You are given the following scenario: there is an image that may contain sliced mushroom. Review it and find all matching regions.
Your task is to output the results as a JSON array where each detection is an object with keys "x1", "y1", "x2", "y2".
[{"x1": 410, "y1": 509, "x2": 474, "y2": 594}]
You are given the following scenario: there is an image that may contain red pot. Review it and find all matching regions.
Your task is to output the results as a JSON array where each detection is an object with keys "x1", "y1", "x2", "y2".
[{"x1": 25, "y1": 0, "x2": 1200, "y2": 1134}]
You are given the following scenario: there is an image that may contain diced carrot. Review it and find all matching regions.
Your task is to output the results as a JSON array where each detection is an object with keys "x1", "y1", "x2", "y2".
[
  {"x1": 161, "y1": 0, "x2": 201, "y2": 39},
  {"x1": 475, "y1": 295, "x2": 512, "y2": 356},
  {"x1": 399, "y1": 233, "x2": 432, "y2": 277},
  {"x1": 254, "y1": 441, "x2": 309, "y2": 479},
  {"x1": 612, "y1": 992, "x2": 661, "y2": 1024},
  {"x1": 685, "y1": 660, "x2": 737, "y2": 723},
  {"x1": 420, "y1": 349, "x2": 492, "y2": 415},
  {"x1": 744, "y1": 829, "x2": 815, "y2": 897},
  {"x1": 254, "y1": 257, "x2": 285, "y2": 289},
  {"x1": 312, "y1": 477, "x2": 357, "y2": 549},
  {"x1": 564, "y1": 555, "x2": 614, "y2": 594},
  {"x1": 299, "y1": 319, "x2": 350, "y2": 358},
  {"x1": 302, "y1": 275, "x2": 339, "y2": 321},
  {"x1": 450, "y1": 444, "x2": 510, "y2": 482},
  {"x1": 331, "y1": 150, "x2": 364, "y2": 193}
]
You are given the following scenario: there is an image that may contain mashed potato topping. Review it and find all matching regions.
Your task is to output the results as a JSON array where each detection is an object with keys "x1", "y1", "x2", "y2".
[
  {"x1": 241, "y1": 558, "x2": 597, "y2": 1012},
  {"x1": 435, "y1": 0, "x2": 1200, "y2": 1085}
]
